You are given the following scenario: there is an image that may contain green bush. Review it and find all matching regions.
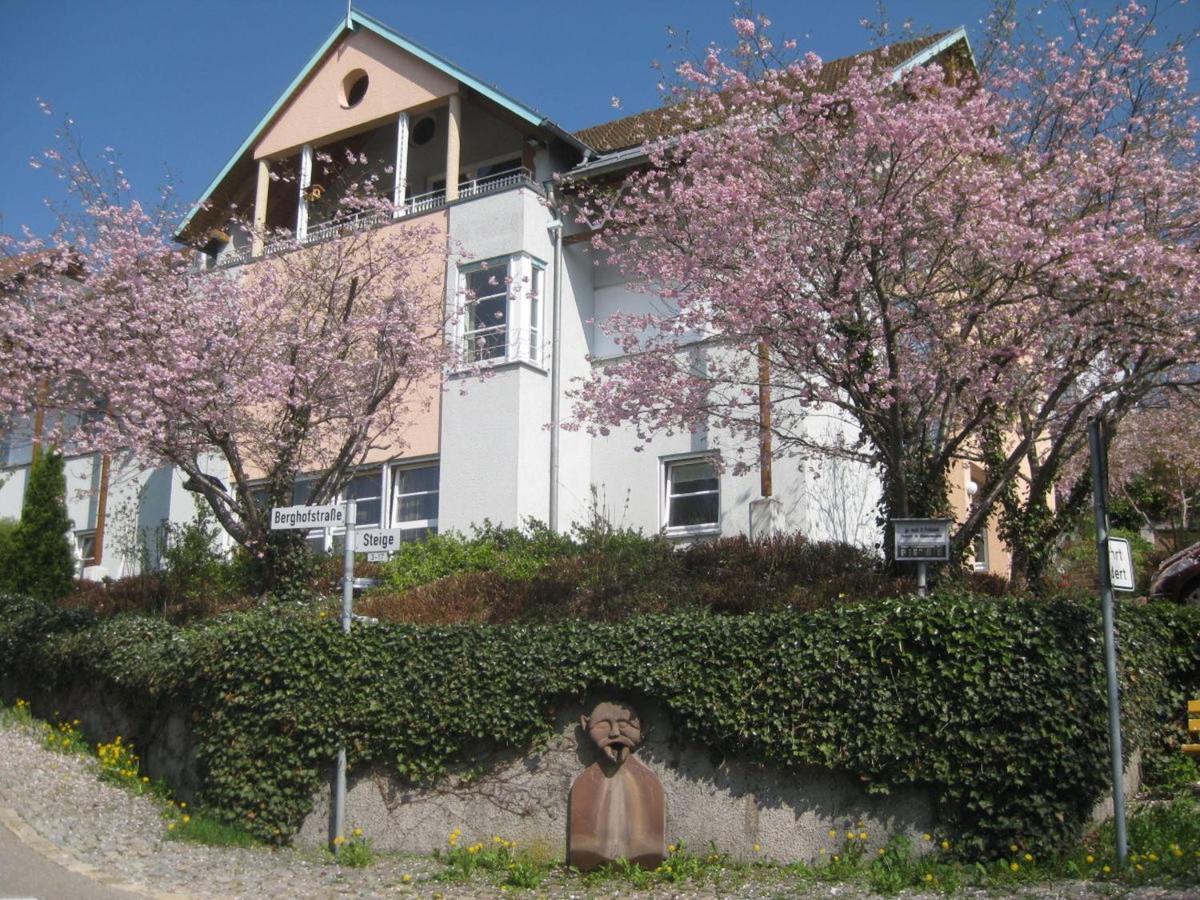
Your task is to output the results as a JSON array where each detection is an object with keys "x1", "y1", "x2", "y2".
[
  {"x1": 380, "y1": 519, "x2": 575, "y2": 591},
  {"x1": 0, "y1": 518, "x2": 18, "y2": 591},
  {"x1": 1, "y1": 591, "x2": 1195, "y2": 860},
  {"x1": 9, "y1": 452, "x2": 76, "y2": 600},
  {"x1": 366, "y1": 529, "x2": 905, "y2": 625}
]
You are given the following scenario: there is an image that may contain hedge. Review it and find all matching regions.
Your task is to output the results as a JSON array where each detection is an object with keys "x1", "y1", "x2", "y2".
[{"x1": 0, "y1": 591, "x2": 1196, "y2": 859}]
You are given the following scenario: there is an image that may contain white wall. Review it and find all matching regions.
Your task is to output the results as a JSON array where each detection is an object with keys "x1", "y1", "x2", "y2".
[{"x1": 441, "y1": 187, "x2": 561, "y2": 532}]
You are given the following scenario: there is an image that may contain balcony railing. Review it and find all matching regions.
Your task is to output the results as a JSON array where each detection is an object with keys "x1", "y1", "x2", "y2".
[{"x1": 215, "y1": 167, "x2": 538, "y2": 268}]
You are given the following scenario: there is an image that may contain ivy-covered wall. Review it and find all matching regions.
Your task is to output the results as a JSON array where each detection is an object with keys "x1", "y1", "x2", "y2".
[{"x1": 0, "y1": 592, "x2": 1196, "y2": 859}]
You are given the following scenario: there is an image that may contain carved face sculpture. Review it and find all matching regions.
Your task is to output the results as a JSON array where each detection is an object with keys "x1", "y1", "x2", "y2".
[{"x1": 582, "y1": 701, "x2": 642, "y2": 766}]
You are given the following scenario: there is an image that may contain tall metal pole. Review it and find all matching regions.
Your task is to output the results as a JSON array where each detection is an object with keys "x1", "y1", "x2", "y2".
[
  {"x1": 1088, "y1": 416, "x2": 1127, "y2": 865},
  {"x1": 916, "y1": 560, "x2": 928, "y2": 597},
  {"x1": 332, "y1": 499, "x2": 356, "y2": 855}
]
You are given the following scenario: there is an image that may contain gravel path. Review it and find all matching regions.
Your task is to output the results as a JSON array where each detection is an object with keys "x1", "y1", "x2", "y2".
[{"x1": 0, "y1": 716, "x2": 1196, "y2": 899}]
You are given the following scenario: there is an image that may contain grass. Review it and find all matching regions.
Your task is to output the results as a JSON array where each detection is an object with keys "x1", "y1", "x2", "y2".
[{"x1": 165, "y1": 807, "x2": 258, "y2": 848}]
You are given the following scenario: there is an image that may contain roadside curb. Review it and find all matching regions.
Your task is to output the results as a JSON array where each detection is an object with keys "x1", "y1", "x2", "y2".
[{"x1": 0, "y1": 801, "x2": 196, "y2": 900}]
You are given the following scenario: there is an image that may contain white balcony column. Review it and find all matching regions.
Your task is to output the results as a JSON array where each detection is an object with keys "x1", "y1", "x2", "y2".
[
  {"x1": 297, "y1": 143, "x2": 313, "y2": 242},
  {"x1": 445, "y1": 94, "x2": 461, "y2": 202},
  {"x1": 252, "y1": 158, "x2": 270, "y2": 256},
  {"x1": 393, "y1": 112, "x2": 409, "y2": 215}
]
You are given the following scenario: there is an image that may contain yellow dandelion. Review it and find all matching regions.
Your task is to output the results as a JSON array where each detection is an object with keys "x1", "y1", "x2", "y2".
[
  {"x1": 352, "y1": 827, "x2": 363, "y2": 838},
  {"x1": 668, "y1": 843, "x2": 677, "y2": 853},
  {"x1": 182, "y1": 815, "x2": 190, "y2": 824},
  {"x1": 832, "y1": 854, "x2": 840, "y2": 862},
  {"x1": 1024, "y1": 852, "x2": 1033, "y2": 862},
  {"x1": 401, "y1": 873, "x2": 412, "y2": 883},
  {"x1": 829, "y1": 829, "x2": 838, "y2": 839},
  {"x1": 924, "y1": 873, "x2": 934, "y2": 882},
  {"x1": 753, "y1": 842, "x2": 762, "y2": 853},
  {"x1": 1136, "y1": 864, "x2": 1144, "y2": 872},
  {"x1": 846, "y1": 830, "x2": 855, "y2": 840},
  {"x1": 1086, "y1": 854, "x2": 1095, "y2": 863},
  {"x1": 1171, "y1": 847, "x2": 1183, "y2": 858},
  {"x1": 1103, "y1": 865, "x2": 1112, "y2": 873},
  {"x1": 818, "y1": 848, "x2": 826, "y2": 855},
  {"x1": 923, "y1": 833, "x2": 932, "y2": 842},
  {"x1": 167, "y1": 822, "x2": 176, "y2": 831},
  {"x1": 858, "y1": 831, "x2": 868, "y2": 840},
  {"x1": 333, "y1": 835, "x2": 346, "y2": 846},
  {"x1": 1147, "y1": 852, "x2": 1158, "y2": 862},
  {"x1": 1010, "y1": 862, "x2": 1020, "y2": 872},
  {"x1": 1010, "y1": 844, "x2": 1019, "y2": 853}
]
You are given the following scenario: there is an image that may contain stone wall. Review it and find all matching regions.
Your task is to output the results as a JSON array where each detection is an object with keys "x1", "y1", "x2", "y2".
[
  {"x1": 1, "y1": 681, "x2": 1141, "y2": 861},
  {"x1": 296, "y1": 699, "x2": 935, "y2": 862},
  {"x1": 0, "y1": 678, "x2": 199, "y2": 798}
]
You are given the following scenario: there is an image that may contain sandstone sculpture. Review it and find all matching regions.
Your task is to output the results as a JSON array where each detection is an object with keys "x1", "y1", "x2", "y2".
[{"x1": 567, "y1": 700, "x2": 665, "y2": 870}]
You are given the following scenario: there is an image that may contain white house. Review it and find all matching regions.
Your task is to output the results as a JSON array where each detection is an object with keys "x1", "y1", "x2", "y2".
[{"x1": 1, "y1": 11, "x2": 989, "y2": 577}]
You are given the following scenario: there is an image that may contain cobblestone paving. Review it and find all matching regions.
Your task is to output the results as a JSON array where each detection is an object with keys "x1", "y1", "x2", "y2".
[{"x1": 0, "y1": 718, "x2": 1196, "y2": 899}]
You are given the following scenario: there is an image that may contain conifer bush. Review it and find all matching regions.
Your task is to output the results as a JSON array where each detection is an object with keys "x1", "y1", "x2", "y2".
[{"x1": 9, "y1": 451, "x2": 75, "y2": 600}]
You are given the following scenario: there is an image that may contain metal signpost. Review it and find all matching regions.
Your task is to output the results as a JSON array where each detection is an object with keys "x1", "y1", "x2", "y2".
[
  {"x1": 892, "y1": 518, "x2": 951, "y2": 596},
  {"x1": 270, "y1": 499, "x2": 357, "y2": 855},
  {"x1": 1088, "y1": 416, "x2": 1128, "y2": 865}
]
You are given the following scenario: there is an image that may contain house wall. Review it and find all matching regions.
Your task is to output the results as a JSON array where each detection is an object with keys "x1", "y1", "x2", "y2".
[
  {"x1": 439, "y1": 187, "x2": 559, "y2": 532},
  {"x1": 255, "y1": 27, "x2": 457, "y2": 160}
]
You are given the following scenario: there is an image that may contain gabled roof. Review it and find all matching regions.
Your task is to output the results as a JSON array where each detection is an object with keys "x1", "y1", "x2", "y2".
[
  {"x1": 177, "y1": 8, "x2": 588, "y2": 240},
  {"x1": 572, "y1": 27, "x2": 972, "y2": 160}
]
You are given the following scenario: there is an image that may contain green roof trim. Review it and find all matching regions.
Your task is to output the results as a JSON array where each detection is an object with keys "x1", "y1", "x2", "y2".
[{"x1": 178, "y1": 9, "x2": 579, "y2": 238}]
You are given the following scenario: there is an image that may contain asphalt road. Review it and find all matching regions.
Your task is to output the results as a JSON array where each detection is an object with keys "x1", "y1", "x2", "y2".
[{"x1": 0, "y1": 817, "x2": 140, "y2": 900}]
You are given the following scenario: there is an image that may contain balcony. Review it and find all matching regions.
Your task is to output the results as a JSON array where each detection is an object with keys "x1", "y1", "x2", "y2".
[{"x1": 214, "y1": 167, "x2": 539, "y2": 269}]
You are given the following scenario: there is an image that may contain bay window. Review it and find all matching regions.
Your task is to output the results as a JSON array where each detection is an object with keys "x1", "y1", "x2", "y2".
[{"x1": 458, "y1": 254, "x2": 544, "y2": 366}]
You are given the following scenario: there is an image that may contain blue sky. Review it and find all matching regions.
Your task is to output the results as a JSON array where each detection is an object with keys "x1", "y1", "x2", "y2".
[{"x1": 2, "y1": 1, "x2": 1196, "y2": 239}]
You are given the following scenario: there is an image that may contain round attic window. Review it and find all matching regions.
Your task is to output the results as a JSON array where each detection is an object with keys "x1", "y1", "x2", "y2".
[
  {"x1": 340, "y1": 70, "x2": 369, "y2": 108},
  {"x1": 412, "y1": 116, "x2": 436, "y2": 146}
]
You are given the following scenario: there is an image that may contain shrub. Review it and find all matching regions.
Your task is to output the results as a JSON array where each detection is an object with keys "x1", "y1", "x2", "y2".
[
  {"x1": 0, "y1": 590, "x2": 1195, "y2": 859},
  {"x1": 0, "y1": 518, "x2": 18, "y2": 591},
  {"x1": 9, "y1": 451, "x2": 76, "y2": 600},
  {"x1": 379, "y1": 519, "x2": 574, "y2": 591},
  {"x1": 365, "y1": 533, "x2": 905, "y2": 625}
]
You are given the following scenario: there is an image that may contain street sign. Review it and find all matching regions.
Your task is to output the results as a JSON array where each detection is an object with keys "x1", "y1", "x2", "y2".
[
  {"x1": 892, "y1": 518, "x2": 951, "y2": 562},
  {"x1": 270, "y1": 504, "x2": 345, "y2": 530},
  {"x1": 353, "y1": 528, "x2": 405, "y2": 554},
  {"x1": 1107, "y1": 537, "x2": 1136, "y2": 592}
]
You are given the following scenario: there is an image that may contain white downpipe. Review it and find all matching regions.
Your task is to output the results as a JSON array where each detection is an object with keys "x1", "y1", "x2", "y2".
[{"x1": 548, "y1": 211, "x2": 564, "y2": 532}]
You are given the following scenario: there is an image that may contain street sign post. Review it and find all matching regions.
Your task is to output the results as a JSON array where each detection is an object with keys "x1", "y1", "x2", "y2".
[
  {"x1": 892, "y1": 518, "x2": 951, "y2": 597},
  {"x1": 1106, "y1": 537, "x2": 1136, "y2": 593},
  {"x1": 269, "y1": 499, "x2": 356, "y2": 856},
  {"x1": 1088, "y1": 416, "x2": 1128, "y2": 865}
]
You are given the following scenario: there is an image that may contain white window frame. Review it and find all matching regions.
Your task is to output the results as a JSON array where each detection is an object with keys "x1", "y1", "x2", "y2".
[
  {"x1": 389, "y1": 461, "x2": 439, "y2": 541},
  {"x1": 661, "y1": 454, "x2": 721, "y2": 537},
  {"x1": 972, "y1": 527, "x2": 990, "y2": 573},
  {"x1": 75, "y1": 529, "x2": 97, "y2": 573},
  {"x1": 456, "y1": 254, "x2": 545, "y2": 367}
]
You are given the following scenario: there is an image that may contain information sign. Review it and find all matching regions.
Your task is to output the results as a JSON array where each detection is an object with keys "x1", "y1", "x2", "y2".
[
  {"x1": 892, "y1": 518, "x2": 951, "y2": 562},
  {"x1": 270, "y1": 504, "x2": 345, "y2": 530},
  {"x1": 353, "y1": 528, "x2": 405, "y2": 554},
  {"x1": 1107, "y1": 537, "x2": 1136, "y2": 592},
  {"x1": 365, "y1": 551, "x2": 392, "y2": 563}
]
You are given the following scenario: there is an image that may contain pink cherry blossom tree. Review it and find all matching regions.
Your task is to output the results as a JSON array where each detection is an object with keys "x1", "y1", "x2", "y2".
[
  {"x1": 567, "y1": 3, "x2": 1200, "y2": 584},
  {"x1": 2, "y1": 132, "x2": 453, "y2": 586}
]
